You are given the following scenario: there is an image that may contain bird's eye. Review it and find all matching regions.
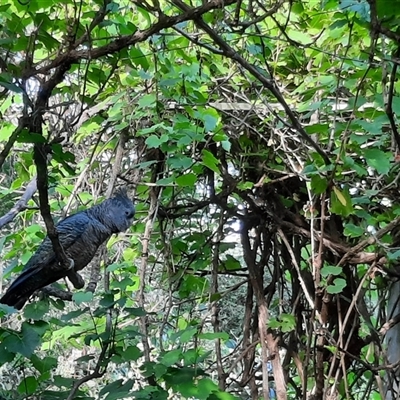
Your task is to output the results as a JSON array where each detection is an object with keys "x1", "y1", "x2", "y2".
[{"x1": 125, "y1": 210, "x2": 134, "y2": 219}]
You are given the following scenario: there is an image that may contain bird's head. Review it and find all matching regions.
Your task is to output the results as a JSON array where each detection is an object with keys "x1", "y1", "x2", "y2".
[{"x1": 105, "y1": 188, "x2": 135, "y2": 233}]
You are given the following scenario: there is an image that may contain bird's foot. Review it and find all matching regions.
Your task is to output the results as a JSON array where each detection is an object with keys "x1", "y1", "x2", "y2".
[{"x1": 40, "y1": 286, "x2": 73, "y2": 301}]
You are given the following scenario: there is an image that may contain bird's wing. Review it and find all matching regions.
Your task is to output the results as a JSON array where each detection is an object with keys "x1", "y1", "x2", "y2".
[
  {"x1": 0, "y1": 212, "x2": 92, "y2": 309},
  {"x1": 23, "y1": 212, "x2": 91, "y2": 271}
]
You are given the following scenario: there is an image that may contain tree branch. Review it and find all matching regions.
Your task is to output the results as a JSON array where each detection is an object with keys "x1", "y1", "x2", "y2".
[
  {"x1": 170, "y1": 0, "x2": 331, "y2": 165},
  {"x1": 28, "y1": 49, "x2": 75, "y2": 273},
  {"x1": 0, "y1": 118, "x2": 28, "y2": 170},
  {"x1": 23, "y1": 0, "x2": 238, "y2": 78},
  {"x1": 33, "y1": 144, "x2": 73, "y2": 271},
  {"x1": 66, "y1": 337, "x2": 110, "y2": 400},
  {"x1": 0, "y1": 177, "x2": 38, "y2": 228},
  {"x1": 385, "y1": 47, "x2": 400, "y2": 153},
  {"x1": 368, "y1": 0, "x2": 400, "y2": 44}
]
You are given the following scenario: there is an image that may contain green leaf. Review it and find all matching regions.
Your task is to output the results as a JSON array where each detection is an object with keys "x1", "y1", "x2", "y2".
[
  {"x1": 4, "y1": 323, "x2": 41, "y2": 357},
  {"x1": 156, "y1": 177, "x2": 174, "y2": 185},
  {"x1": 0, "y1": 123, "x2": 15, "y2": 141},
  {"x1": 17, "y1": 130, "x2": 46, "y2": 143},
  {"x1": 84, "y1": 333, "x2": 100, "y2": 346},
  {"x1": 305, "y1": 123, "x2": 329, "y2": 135},
  {"x1": 146, "y1": 134, "x2": 169, "y2": 148},
  {"x1": 160, "y1": 349, "x2": 182, "y2": 367},
  {"x1": 363, "y1": 148, "x2": 391, "y2": 175},
  {"x1": 61, "y1": 307, "x2": 89, "y2": 321},
  {"x1": 145, "y1": 135, "x2": 162, "y2": 148},
  {"x1": 24, "y1": 300, "x2": 49, "y2": 320},
  {"x1": 344, "y1": 223, "x2": 364, "y2": 238},
  {"x1": 279, "y1": 314, "x2": 296, "y2": 332},
  {"x1": 72, "y1": 291, "x2": 93, "y2": 305},
  {"x1": 327, "y1": 278, "x2": 347, "y2": 294},
  {"x1": 0, "y1": 303, "x2": 17, "y2": 316},
  {"x1": 311, "y1": 175, "x2": 328, "y2": 195},
  {"x1": 138, "y1": 93, "x2": 156, "y2": 108},
  {"x1": 176, "y1": 173, "x2": 197, "y2": 187},
  {"x1": 197, "y1": 378, "x2": 220, "y2": 399},
  {"x1": 17, "y1": 376, "x2": 38, "y2": 395},
  {"x1": 25, "y1": 224, "x2": 43, "y2": 234},
  {"x1": 343, "y1": 155, "x2": 368, "y2": 177},
  {"x1": 221, "y1": 140, "x2": 231, "y2": 152},
  {"x1": 99, "y1": 293, "x2": 116, "y2": 308},
  {"x1": 30, "y1": 320, "x2": 49, "y2": 336},
  {"x1": 392, "y1": 96, "x2": 400, "y2": 114},
  {"x1": 237, "y1": 181, "x2": 253, "y2": 190},
  {"x1": 177, "y1": 380, "x2": 203, "y2": 398},
  {"x1": 224, "y1": 255, "x2": 241, "y2": 270},
  {"x1": 201, "y1": 150, "x2": 220, "y2": 174},
  {"x1": 302, "y1": 164, "x2": 318, "y2": 175},
  {"x1": 31, "y1": 354, "x2": 58, "y2": 373},
  {"x1": 52, "y1": 144, "x2": 75, "y2": 163},
  {"x1": 269, "y1": 314, "x2": 296, "y2": 333},
  {"x1": 198, "y1": 332, "x2": 229, "y2": 340},
  {"x1": 123, "y1": 345, "x2": 142, "y2": 361},
  {"x1": 203, "y1": 112, "x2": 219, "y2": 132},
  {"x1": 112, "y1": 276, "x2": 134, "y2": 290},
  {"x1": 212, "y1": 391, "x2": 241, "y2": 400},
  {"x1": 103, "y1": 380, "x2": 134, "y2": 400},
  {"x1": 0, "y1": 341, "x2": 15, "y2": 364},
  {"x1": 333, "y1": 186, "x2": 347, "y2": 206},
  {"x1": 124, "y1": 307, "x2": 146, "y2": 316},
  {"x1": 339, "y1": 0, "x2": 370, "y2": 20},
  {"x1": 330, "y1": 186, "x2": 354, "y2": 216},
  {"x1": 107, "y1": 262, "x2": 123, "y2": 272},
  {"x1": 387, "y1": 250, "x2": 400, "y2": 261},
  {"x1": 0, "y1": 73, "x2": 23, "y2": 93},
  {"x1": 321, "y1": 265, "x2": 342, "y2": 277},
  {"x1": 168, "y1": 155, "x2": 193, "y2": 169},
  {"x1": 377, "y1": 0, "x2": 400, "y2": 20},
  {"x1": 99, "y1": 379, "x2": 124, "y2": 396},
  {"x1": 180, "y1": 327, "x2": 198, "y2": 343}
]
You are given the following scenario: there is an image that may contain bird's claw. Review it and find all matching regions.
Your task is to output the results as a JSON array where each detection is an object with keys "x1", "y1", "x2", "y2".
[{"x1": 67, "y1": 258, "x2": 74, "y2": 270}]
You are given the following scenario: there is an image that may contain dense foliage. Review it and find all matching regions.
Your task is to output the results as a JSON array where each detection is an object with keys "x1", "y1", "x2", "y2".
[{"x1": 0, "y1": 0, "x2": 400, "y2": 399}]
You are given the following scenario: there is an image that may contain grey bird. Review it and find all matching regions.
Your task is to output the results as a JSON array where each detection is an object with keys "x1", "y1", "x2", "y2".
[{"x1": 0, "y1": 189, "x2": 135, "y2": 309}]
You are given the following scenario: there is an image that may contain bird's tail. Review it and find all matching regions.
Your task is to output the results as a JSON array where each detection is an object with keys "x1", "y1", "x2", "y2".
[{"x1": 0, "y1": 267, "x2": 56, "y2": 310}]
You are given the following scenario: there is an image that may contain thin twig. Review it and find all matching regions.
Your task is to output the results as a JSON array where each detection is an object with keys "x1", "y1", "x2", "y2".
[{"x1": 0, "y1": 176, "x2": 38, "y2": 228}]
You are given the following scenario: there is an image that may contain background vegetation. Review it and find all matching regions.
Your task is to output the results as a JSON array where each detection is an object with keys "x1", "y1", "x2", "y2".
[{"x1": 0, "y1": 0, "x2": 399, "y2": 399}]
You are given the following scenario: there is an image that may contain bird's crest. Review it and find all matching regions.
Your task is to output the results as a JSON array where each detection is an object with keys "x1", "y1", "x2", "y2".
[{"x1": 113, "y1": 187, "x2": 130, "y2": 202}]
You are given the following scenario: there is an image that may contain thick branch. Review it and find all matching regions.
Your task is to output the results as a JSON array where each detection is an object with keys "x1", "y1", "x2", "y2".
[
  {"x1": 33, "y1": 144, "x2": 72, "y2": 271},
  {"x1": 28, "y1": 55, "x2": 74, "y2": 272},
  {"x1": 368, "y1": 0, "x2": 400, "y2": 44},
  {"x1": 23, "y1": 0, "x2": 238, "y2": 78}
]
